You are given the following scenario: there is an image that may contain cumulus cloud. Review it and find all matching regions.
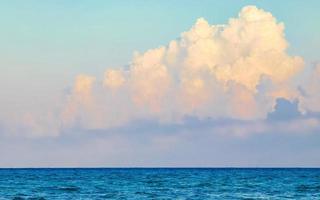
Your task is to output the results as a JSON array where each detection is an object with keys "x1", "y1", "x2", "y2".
[
  {"x1": 61, "y1": 74, "x2": 99, "y2": 129},
  {"x1": 60, "y1": 5, "x2": 307, "y2": 130},
  {"x1": 5, "y1": 5, "x2": 319, "y2": 138}
]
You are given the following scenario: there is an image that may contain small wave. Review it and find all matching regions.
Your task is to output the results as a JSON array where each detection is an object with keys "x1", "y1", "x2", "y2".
[
  {"x1": 12, "y1": 197, "x2": 25, "y2": 200},
  {"x1": 58, "y1": 186, "x2": 80, "y2": 192},
  {"x1": 28, "y1": 197, "x2": 46, "y2": 200},
  {"x1": 296, "y1": 184, "x2": 320, "y2": 193},
  {"x1": 196, "y1": 182, "x2": 213, "y2": 188},
  {"x1": 296, "y1": 184, "x2": 311, "y2": 192}
]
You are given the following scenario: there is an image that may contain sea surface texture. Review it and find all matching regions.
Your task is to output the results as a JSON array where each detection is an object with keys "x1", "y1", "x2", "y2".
[{"x1": 0, "y1": 168, "x2": 319, "y2": 199}]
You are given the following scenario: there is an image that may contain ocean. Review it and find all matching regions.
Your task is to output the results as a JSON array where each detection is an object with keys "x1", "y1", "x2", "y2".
[{"x1": 0, "y1": 168, "x2": 319, "y2": 199}]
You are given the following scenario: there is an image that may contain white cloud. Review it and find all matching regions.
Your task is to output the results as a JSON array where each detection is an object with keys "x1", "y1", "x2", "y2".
[
  {"x1": 7, "y1": 5, "x2": 320, "y2": 136},
  {"x1": 103, "y1": 69, "x2": 125, "y2": 90},
  {"x1": 63, "y1": 5, "x2": 305, "y2": 129}
]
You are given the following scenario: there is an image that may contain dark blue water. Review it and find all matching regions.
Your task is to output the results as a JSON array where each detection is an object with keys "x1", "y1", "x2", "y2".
[{"x1": 0, "y1": 168, "x2": 319, "y2": 199}]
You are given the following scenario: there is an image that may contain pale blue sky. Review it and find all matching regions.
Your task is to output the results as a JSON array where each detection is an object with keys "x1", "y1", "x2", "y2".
[{"x1": 0, "y1": 1, "x2": 319, "y2": 167}]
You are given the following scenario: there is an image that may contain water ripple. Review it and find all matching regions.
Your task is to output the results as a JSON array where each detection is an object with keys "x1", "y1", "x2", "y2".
[{"x1": 0, "y1": 168, "x2": 319, "y2": 199}]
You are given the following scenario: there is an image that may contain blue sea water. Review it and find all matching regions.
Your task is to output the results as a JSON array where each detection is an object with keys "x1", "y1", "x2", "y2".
[{"x1": 0, "y1": 168, "x2": 319, "y2": 199}]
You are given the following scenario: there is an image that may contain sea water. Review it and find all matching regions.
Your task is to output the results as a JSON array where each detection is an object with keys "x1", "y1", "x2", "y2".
[{"x1": 0, "y1": 168, "x2": 319, "y2": 199}]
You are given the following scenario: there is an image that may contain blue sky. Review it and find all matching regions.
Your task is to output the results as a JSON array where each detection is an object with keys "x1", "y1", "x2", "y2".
[{"x1": 0, "y1": 1, "x2": 319, "y2": 167}]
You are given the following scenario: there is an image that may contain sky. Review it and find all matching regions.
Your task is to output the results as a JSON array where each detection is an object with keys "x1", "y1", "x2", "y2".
[{"x1": 0, "y1": 0, "x2": 320, "y2": 167}]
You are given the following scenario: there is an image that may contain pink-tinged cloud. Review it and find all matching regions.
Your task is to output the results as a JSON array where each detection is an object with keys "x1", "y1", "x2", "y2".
[
  {"x1": 7, "y1": 5, "x2": 319, "y2": 137},
  {"x1": 61, "y1": 6, "x2": 306, "y2": 129}
]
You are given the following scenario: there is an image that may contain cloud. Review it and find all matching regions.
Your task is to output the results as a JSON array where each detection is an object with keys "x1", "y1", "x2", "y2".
[
  {"x1": 267, "y1": 98, "x2": 301, "y2": 121},
  {"x1": 61, "y1": 75, "x2": 96, "y2": 126},
  {"x1": 74, "y1": 74, "x2": 96, "y2": 95},
  {"x1": 60, "y1": 5, "x2": 306, "y2": 130},
  {"x1": 3, "y1": 5, "x2": 319, "y2": 138},
  {"x1": 298, "y1": 64, "x2": 320, "y2": 113},
  {"x1": 103, "y1": 69, "x2": 125, "y2": 90},
  {"x1": 1, "y1": 115, "x2": 319, "y2": 167}
]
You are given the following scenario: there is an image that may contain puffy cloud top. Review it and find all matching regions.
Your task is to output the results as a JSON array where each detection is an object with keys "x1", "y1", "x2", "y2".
[
  {"x1": 74, "y1": 75, "x2": 96, "y2": 95},
  {"x1": 103, "y1": 69, "x2": 125, "y2": 90}
]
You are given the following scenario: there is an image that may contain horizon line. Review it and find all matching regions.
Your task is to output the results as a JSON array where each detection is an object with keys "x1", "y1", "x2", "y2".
[{"x1": 0, "y1": 167, "x2": 319, "y2": 169}]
